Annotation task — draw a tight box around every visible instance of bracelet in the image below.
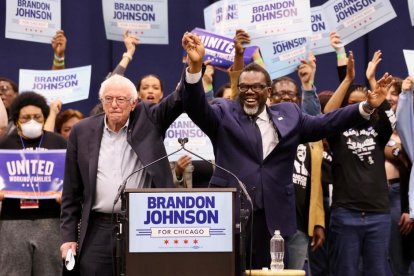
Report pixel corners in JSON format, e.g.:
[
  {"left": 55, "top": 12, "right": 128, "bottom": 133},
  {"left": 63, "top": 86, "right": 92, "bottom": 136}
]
[
  {"left": 205, "top": 83, "right": 213, "bottom": 92},
  {"left": 362, "top": 100, "right": 375, "bottom": 115},
  {"left": 53, "top": 60, "right": 65, "bottom": 67},
  {"left": 54, "top": 54, "right": 65, "bottom": 61},
  {"left": 176, "top": 174, "right": 183, "bottom": 182},
  {"left": 122, "top": 52, "right": 133, "bottom": 61},
  {"left": 254, "top": 57, "right": 264, "bottom": 65}
]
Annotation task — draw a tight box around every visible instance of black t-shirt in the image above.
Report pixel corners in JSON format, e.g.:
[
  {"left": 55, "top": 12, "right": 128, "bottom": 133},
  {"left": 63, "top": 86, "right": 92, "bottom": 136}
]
[
  {"left": 0, "top": 130, "right": 67, "bottom": 220},
  {"left": 292, "top": 143, "right": 311, "bottom": 233},
  {"left": 328, "top": 102, "right": 393, "bottom": 213}
]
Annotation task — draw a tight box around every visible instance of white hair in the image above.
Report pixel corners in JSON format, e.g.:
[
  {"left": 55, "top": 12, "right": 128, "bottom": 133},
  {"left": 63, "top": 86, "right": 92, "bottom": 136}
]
[{"left": 98, "top": 74, "right": 138, "bottom": 101}]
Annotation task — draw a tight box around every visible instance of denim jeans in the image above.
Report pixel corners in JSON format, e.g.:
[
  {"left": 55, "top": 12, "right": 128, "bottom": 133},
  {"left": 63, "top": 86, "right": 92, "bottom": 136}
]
[
  {"left": 286, "top": 229, "right": 309, "bottom": 270},
  {"left": 389, "top": 183, "right": 414, "bottom": 276},
  {"left": 328, "top": 207, "right": 390, "bottom": 276}
]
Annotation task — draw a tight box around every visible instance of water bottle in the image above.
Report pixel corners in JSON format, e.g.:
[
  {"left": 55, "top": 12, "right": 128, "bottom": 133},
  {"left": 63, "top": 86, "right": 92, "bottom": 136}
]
[{"left": 270, "top": 230, "right": 284, "bottom": 271}]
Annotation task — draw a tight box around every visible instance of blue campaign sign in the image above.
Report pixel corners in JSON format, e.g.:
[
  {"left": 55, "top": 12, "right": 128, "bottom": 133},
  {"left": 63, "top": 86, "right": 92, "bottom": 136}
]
[
  {"left": 322, "top": 0, "right": 396, "bottom": 46},
  {"left": 189, "top": 28, "right": 257, "bottom": 70},
  {"left": 255, "top": 36, "right": 309, "bottom": 79},
  {"left": 19, "top": 65, "right": 92, "bottom": 104},
  {"left": 102, "top": 0, "right": 169, "bottom": 44},
  {"left": 309, "top": 6, "right": 334, "bottom": 55},
  {"left": 0, "top": 149, "right": 66, "bottom": 199},
  {"left": 164, "top": 113, "right": 214, "bottom": 162},
  {"left": 203, "top": 0, "right": 240, "bottom": 38},
  {"left": 5, "top": 0, "right": 61, "bottom": 44},
  {"left": 128, "top": 192, "right": 233, "bottom": 253}
]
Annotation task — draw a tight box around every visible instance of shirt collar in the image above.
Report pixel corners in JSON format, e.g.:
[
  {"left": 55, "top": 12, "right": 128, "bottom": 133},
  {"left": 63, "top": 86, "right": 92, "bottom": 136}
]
[
  {"left": 103, "top": 115, "right": 129, "bottom": 134},
  {"left": 256, "top": 107, "right": 269, "bottom": 122}
]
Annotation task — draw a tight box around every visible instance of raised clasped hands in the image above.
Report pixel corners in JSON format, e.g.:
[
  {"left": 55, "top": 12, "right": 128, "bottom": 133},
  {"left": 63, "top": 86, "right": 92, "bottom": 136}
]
[{"left": 182, "top": 32, "right": 205, "bottom": 73}]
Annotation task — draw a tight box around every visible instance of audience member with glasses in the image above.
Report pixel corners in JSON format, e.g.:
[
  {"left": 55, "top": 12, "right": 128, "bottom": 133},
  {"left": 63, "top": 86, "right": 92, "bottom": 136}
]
[
  {"left": 180, "top": 31, "right": 394, "bottom": 273},
  {"left": 0, "top": 91, "right": 67, "bottom": 276}
]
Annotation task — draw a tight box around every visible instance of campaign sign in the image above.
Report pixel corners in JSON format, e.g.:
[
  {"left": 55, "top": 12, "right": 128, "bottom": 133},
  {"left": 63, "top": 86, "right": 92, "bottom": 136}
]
[
  {"left": 128, "top": 191, "right": 233, "bottom": 252},
  {"left": 19, "top": 65, "right": 92, "bottom": 104},
  {"left": 309, "top": 6, "right": 334, "bottom": 55},
  {"left": 5, "top": 0, "right": 61, "bottom": 44},
  {"left": 322, "top": 0, "right": 396, "bottom": 45},
  {"left": 189, "top": 28, "right": 257, "bottom": 70},
  {"left": 102, "top": 0, "right": 169, "bottom": 44},
  {"left": 254, "top": 36, "right": 309, "bottom": 79},
  {"left": 403, "top": 50, "right": 414, "bottom": 78},
  {"left": 203, "top": 0, "right": 240, "bottom": 38},
  {"left": 164, "top": 113, "right": 214, "bottom": 162},
  {"left": 0, "top": 149, "right": 66, "bottom": 199},
  {"left": 238, "top": 0, "right": 311, "bottom": 42}
]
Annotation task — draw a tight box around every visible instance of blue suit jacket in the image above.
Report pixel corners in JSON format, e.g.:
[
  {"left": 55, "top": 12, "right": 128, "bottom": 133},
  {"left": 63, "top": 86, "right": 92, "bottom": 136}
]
[
  {"left": 60, "top": 90, "right": 181, "bottom": 253},
  {"left": 181, "top": 78, "right": 366, "bottom": 236}
]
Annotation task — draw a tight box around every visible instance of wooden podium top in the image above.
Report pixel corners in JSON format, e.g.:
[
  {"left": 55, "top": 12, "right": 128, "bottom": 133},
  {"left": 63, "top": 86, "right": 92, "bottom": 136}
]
[{"left": 244, "top": 269, "right": 306, "bottom": 276}]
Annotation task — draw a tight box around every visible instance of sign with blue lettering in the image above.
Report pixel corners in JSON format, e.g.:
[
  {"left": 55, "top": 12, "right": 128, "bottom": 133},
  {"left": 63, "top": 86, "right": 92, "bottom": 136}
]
[
  {"left": 309, "top": 6, "right": 334, "bottom": 55},
  {"left": 0, "top": 149, "right": 66, "bottom": 199},
  {"left": 164, "top": 113, "right": 214, "bottom": 162},
  {"left": 254, "top": 36, "right": 309, "bottom": 79},
  {"left": 204, "top": 0, "right": 240, "bottom": 38},
  {"left": 128, "top": 192, "right": 233, "bottom": 252},
  {"left": 102, "top": 0, "right": 169, "bottom": 44},
  {"left": 322, "top": 0, "right": 396, "bottom": 45},
  {"left": 19, "top": 65, "right": 92, "bottom": 104},
  {"left": 188, "top": 28, "right": 258, "bottom": 70},
  {"left": 5, "top": 0, "right": 61, "bottom": 44},
  {"left": 238, "top": 0, "right": 311, "bottom": 42}
]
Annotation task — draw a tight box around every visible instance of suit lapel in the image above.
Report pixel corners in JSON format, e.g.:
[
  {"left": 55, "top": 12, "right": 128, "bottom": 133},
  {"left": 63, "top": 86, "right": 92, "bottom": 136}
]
[
  {"left": 269, "top": 108, "right": 289, "bottom": 140},
  {"left": 88, "top": 116, "right": 104, "bottom": 197}
]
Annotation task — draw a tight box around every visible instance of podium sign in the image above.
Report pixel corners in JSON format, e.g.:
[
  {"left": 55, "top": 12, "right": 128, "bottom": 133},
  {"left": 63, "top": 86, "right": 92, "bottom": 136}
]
[
  {"left": 129, "top": 191, "right": 232, "bottom": 252},
  {"left": 125, "top": 188, "right": 236, "bottom": 276}
]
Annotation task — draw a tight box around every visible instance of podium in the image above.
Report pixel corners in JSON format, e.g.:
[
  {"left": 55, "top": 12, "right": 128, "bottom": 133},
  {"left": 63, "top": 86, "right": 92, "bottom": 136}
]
[{"left": 124, "top": 188, "right": 236, "bottom": 276}]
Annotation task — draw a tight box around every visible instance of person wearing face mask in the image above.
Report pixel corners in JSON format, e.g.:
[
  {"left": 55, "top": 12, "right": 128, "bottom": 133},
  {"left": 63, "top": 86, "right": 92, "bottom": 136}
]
[{"left": 0, "top": 91, "right": 67, "bottom": 276}]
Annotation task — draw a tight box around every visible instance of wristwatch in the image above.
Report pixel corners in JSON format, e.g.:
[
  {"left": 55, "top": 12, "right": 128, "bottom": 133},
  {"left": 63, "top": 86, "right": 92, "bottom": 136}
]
[{"left": 392, "top": 147, "right": 401, "bottom": 157}]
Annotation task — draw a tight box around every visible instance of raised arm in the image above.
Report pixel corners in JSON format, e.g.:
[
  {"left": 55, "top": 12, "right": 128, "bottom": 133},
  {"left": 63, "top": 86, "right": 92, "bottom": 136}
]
[
  {"left": 298, "top": 52, "right": 320, "bottom": 115},
  {"left": 43, "top": 99, "right": 62, "bottom": 132},
  {"left": 112, "top": 30, "right": 139, "bottom": 76},
  {"left": 330, "top": 32, "right": 347, "bottom": 67},
  {"left": 396, "top": 76, "right": 414, "bottom": 163},
  {"left": 324, "top": 51, "right": 355, "bottom": 113},
  {"left": 365, "top": 50, "right": 382, "bottom": 91},
  {"left": 0, "top": 97, "right": 7, "bottom": 138},
  {"left": 51, "top": 30, "right": 67, "bottom": 70},
  {"left": 230, "top": 29, "right": 250, "bottom": 99}
]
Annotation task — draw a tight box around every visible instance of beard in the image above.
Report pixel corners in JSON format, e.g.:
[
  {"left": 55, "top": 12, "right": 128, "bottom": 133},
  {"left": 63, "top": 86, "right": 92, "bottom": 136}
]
[{"left": 243, "top": 104, "right": 259, "bottom": 116}]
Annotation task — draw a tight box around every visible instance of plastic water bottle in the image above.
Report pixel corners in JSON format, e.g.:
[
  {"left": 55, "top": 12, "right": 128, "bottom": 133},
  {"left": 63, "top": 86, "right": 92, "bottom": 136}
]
[{"left": 270, "top": 230, "right": 284, "bottom": 271}]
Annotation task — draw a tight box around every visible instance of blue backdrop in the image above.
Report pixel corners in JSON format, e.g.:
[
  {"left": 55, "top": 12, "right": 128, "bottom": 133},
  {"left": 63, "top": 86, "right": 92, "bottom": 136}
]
[{"left": 0, "top": 0, "right": 413, "bottom": 116}]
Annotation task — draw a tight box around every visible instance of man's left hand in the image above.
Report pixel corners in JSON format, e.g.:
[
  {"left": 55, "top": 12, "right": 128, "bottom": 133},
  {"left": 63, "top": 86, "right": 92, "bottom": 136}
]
[{"left": 310, "top": 226, "right": 325, "bottom": 251}]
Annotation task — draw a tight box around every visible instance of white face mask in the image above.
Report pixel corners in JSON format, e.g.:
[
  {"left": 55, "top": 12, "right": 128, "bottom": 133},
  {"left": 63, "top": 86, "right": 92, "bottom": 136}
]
[{"left": 20, "top": 119, "right": 43, "bottom": 139}]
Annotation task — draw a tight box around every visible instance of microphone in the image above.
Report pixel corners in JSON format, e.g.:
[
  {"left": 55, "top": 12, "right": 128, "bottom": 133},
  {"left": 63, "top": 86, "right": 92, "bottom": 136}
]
[
  {"left": 177, "top": 137, "right": 252, "bottom": 206},
  {"left": 177, "top": 137, "right": 254, "bottom": 274},
  {"left": 113, "top": 146, "right": 183, "bottom": 206}
]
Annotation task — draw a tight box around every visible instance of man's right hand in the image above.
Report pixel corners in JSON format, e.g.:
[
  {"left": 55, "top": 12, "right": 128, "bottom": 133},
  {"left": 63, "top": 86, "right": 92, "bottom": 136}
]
[{"left": 60, "top": 242, "right": 77, "bottom": 259}]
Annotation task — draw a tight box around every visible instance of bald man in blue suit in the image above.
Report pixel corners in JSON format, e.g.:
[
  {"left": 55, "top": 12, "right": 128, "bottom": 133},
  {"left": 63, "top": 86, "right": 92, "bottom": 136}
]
[{"left": 180, "top": 32, "right": 394, "bottom": 272}]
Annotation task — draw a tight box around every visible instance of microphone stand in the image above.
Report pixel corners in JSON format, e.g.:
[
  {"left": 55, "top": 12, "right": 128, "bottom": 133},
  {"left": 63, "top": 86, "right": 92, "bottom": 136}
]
[
  {"left": 112, "top": 146, "right": 183, "bottom": 276},
  {"left": 177, "top": 137, "right": 254, "bottom": 275}
]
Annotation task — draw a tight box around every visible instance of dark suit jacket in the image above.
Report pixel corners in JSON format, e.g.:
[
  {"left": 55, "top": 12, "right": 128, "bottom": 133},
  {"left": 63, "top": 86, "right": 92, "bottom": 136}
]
[
  {"left": 60, "top": 89, "right": 182, "bottom": 254},
  {"left": 181, "top": 79, "right": 366, "bottom": 236}
]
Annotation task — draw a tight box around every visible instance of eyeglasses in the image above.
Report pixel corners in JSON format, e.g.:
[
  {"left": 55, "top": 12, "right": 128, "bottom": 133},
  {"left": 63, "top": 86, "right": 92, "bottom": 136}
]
[
  {"left": 101, "top": 96, "right": 131, "bottom": 105},
  {"left": 238, "top": 83, "right": 268, "bottom": 93},
  {"left": 271, "top": 90, "right": 298, "bottom": 98},
  {"left": 19, "top": 114, "right": 44, "bottom": 123}
]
